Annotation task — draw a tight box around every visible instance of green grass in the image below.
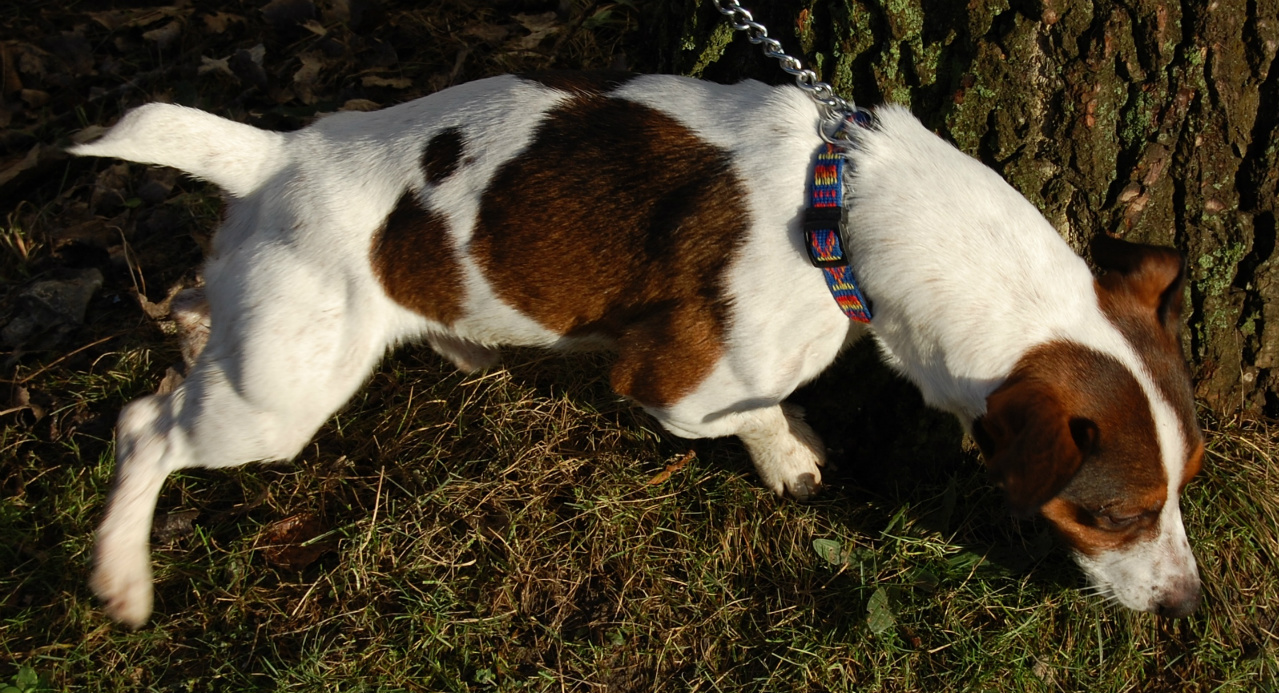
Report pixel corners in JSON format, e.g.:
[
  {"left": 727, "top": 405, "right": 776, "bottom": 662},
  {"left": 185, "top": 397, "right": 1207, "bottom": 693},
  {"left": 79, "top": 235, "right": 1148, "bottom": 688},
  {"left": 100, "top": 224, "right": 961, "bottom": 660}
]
[{"left": 1, "top": 337, "right": 1276, "bottom": 691}]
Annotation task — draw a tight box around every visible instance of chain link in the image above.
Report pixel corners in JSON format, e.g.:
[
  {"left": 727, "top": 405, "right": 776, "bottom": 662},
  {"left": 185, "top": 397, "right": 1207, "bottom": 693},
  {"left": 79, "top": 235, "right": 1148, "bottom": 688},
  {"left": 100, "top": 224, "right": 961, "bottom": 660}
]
[{"left": 710, "top": 0, "right": 857, "bottom": 124}]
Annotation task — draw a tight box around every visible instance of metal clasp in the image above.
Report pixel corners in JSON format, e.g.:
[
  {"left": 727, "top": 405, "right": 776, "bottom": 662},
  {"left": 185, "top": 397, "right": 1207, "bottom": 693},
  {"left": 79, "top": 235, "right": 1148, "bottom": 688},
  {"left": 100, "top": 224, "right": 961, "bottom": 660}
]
[{"left": 802, "top": 207, "right": 847, "bottom": 267}]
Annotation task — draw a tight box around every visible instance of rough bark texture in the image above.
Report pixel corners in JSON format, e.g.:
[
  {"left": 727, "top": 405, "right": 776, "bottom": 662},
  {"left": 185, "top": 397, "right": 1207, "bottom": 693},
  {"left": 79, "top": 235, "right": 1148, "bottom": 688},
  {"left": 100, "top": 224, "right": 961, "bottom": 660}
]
[{"left": 654, "top": 0, "right": 1279, "bottom": 418}]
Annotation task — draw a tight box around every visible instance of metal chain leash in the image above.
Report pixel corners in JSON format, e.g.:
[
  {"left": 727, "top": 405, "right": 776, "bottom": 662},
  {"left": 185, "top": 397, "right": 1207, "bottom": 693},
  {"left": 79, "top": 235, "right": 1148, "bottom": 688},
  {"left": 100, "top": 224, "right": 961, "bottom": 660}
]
[{"left": 710, "top": 0, "right": 859, "bottom": 133}]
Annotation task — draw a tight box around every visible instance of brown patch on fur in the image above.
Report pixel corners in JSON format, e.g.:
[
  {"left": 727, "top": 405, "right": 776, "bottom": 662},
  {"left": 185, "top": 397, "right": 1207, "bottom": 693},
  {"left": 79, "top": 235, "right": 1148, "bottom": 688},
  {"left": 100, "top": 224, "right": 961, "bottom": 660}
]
[
  {"left": 422, "top": 128, "right": 465, "bottom": 185},
  {"left": 1092, "top": 235, "right": 1203, "bottom": 483},
  {"left": 1041, "top": 493, "right": 1162, "bottom": 556},
  {"left": 1181, "top": 441, "right": 1204, "bottom": 490},
  {"left": 518, "top": 70, "right": 637, "bottom": 95},
  {"left": 370, "top": 193, "right": 465, "bottom": 325},
  {"left": 470, "top": 96, "right": 746, "bottom": 406},
  {"left": 974, "top": 341, "right": 1167, "bottom": 531}
]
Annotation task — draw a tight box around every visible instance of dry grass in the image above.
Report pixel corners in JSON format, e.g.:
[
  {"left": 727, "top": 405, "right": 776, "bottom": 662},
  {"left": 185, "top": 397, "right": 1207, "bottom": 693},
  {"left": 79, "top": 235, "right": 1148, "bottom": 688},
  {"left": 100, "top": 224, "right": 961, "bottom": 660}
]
[{"left": 2, "top": 338, "right": 1277, "bottom": 691}]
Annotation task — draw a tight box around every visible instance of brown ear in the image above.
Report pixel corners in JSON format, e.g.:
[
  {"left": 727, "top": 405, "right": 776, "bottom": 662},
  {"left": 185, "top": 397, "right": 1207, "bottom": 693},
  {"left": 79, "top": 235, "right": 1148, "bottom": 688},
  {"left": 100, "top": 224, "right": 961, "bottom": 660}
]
[
  {"left": 973, "top": 378, "right": 1093, "bottom": 517},
  {"left": 1090, "top": 235, "right": 1187, "bottom": 329}
]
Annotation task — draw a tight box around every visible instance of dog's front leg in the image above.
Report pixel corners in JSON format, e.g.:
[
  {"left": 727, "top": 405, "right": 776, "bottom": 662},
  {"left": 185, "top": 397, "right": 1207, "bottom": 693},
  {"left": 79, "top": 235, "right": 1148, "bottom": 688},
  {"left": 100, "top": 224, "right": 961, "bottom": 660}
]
[
  {"left": 651, "top": 401, "right": 826, "bottom": 500},
  {"left": 732, "top": 404, "right": 826, "bottom": 500}
]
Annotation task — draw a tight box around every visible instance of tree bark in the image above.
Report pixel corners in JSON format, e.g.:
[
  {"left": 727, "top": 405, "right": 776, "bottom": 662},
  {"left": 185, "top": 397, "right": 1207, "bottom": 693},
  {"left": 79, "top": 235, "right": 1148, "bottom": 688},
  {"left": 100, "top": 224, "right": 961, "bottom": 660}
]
[{"left": 653, "top": 0, "right": 1279, "bottom": 418}]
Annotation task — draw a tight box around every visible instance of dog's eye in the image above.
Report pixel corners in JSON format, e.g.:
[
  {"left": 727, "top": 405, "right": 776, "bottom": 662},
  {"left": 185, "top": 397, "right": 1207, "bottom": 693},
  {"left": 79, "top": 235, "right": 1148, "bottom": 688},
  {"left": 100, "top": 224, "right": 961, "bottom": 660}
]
[{"left": 1092, "top": 508, "right": 1153, "bottom": 531}]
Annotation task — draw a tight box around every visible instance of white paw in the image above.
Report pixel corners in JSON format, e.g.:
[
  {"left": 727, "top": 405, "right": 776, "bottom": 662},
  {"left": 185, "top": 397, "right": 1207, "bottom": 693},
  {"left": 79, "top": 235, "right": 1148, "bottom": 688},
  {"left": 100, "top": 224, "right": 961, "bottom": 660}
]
[
  {"left": 90, "top": 541, "right": 154, "bottom": 629},
  {"left": 745, "top": 405, "right": 827, "bottom": 501},
  {"left": 754, "top": 441, "right": 824, "bottom": 500}
]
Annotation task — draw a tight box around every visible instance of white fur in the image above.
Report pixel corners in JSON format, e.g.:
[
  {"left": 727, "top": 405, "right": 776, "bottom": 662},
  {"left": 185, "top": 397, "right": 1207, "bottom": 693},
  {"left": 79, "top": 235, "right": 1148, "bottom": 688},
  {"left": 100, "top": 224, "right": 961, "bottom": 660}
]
[{"left": 72, "top": 74, "right": 1196, "bottom": 626}]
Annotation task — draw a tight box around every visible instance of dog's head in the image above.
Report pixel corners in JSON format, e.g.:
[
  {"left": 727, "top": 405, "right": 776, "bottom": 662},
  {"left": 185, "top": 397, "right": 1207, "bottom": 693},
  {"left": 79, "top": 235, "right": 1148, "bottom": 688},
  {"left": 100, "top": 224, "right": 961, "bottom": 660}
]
[{"left": 972, "top": 236, "right": 1203, "bottom": 617}]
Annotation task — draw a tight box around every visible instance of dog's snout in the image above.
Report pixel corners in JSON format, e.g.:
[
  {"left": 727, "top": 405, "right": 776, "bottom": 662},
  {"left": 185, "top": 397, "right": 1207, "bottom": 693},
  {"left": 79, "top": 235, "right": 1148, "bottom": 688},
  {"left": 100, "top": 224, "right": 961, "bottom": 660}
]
[{"left": 1156, "top": 580, "right": 1201, "bottom": 619}]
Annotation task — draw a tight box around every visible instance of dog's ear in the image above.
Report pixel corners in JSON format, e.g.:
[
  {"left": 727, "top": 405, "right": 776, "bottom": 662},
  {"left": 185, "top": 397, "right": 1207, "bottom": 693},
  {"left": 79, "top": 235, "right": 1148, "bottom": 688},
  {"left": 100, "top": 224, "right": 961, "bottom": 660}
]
[
  {"left": 973, "top": 377, "right": 1092, "bottom": 517},
  {"left": 1090, "top": 235, "right": 1187, "bottom": 330}
]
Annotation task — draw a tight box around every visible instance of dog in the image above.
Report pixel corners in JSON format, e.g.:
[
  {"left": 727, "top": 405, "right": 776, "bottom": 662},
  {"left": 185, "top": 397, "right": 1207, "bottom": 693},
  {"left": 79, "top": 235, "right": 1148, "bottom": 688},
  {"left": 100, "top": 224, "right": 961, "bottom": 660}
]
[{"left": 70, "top": 71, "right": 1204, "bottom": 627}]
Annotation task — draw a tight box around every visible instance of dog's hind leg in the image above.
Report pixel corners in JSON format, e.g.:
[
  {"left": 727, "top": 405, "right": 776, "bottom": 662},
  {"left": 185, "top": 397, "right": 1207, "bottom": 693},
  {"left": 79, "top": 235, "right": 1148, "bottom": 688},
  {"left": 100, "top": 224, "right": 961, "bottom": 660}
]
[
  {"left": 91, "top": 393, "right": 187, "bottom": 628},
  {"left": 92, "top": 258, "right": 394, "bottom": 627}
]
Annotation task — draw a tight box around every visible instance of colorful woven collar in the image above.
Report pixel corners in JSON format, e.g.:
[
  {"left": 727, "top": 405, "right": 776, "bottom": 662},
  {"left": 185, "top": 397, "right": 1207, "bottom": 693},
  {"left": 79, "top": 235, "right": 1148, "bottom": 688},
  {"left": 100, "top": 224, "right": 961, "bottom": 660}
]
[{"left": 804, "top": 139, "right": 872, "bottom": 323}]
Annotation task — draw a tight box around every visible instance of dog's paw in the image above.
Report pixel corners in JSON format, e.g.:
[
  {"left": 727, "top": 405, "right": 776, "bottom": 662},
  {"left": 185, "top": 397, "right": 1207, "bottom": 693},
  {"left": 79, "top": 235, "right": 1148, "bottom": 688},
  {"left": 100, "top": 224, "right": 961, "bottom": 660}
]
[
  {"left": 736, "top": 404, "right": 827, "bottom": 500},
  {"left": 755, "top": 448, "right": 824, "bottom": 501},
  {"left": 753, "top": 453, "right": 823, "bottom": 500},
  {"left": 750, "top": 406, "right": 826, "bottom": 501},
  {"left": 90, "top": 544, "right": 154, "bottom": 629}
]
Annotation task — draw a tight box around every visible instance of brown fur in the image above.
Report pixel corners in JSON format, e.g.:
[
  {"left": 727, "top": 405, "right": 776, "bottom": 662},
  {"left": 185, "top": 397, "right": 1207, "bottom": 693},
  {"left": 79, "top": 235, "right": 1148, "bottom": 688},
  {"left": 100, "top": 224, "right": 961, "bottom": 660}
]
[
  {"left": 974, "top": 341, "right": 1167, "bottom": 536},
  {"left": 369, "top": 194, "right": 466, "bottom": 325},
  {"left": 422, "top": 128, "right": 465, "bottom": 185},
  {"left": 1092, "top": 235, "right": 1203, "bottom": 488},
  {"left": 468, "top": 96, "right": 748, "bottom": 406},
  {"left": 1040, "top": 491, "right": 1163, "bottom": 556}
]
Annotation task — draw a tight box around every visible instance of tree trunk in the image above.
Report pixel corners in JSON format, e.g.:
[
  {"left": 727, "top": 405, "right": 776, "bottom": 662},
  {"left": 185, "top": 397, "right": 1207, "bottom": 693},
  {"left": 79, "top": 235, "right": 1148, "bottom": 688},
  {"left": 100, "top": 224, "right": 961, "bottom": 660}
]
[{"left": 652, "top": 0, "right": 1279, "bottom": 418}]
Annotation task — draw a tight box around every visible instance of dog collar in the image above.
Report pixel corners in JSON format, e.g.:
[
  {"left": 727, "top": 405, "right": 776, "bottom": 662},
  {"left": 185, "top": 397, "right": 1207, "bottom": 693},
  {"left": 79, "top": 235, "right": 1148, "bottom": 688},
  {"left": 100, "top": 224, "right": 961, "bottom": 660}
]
[{"left": 804, "top": 140, "right": 872, "bottom": 323}]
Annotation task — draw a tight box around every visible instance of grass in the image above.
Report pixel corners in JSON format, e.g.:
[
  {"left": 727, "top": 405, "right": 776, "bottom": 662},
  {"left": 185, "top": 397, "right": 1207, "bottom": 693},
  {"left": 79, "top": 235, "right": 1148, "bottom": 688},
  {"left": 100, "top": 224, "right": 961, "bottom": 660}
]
[
  {"left": 1, "top": 335, "right": 1277, "bottom": 691},
  {"left": 1, "top": 1, "right": 1277, "bottom": 690}
]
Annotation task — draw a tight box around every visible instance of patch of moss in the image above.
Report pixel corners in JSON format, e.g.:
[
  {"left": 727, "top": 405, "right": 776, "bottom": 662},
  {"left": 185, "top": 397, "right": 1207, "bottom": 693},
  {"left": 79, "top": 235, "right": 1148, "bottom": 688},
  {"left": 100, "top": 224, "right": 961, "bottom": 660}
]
[
  {"left": 1194, "top": 242, "right": 1249, "bottom": 347},
  {"left": 1120, "top": 87, "right": 1156, "bottom": 149},
  {"left": 686, "top": 22, "right": 736, "bottom": 78}
]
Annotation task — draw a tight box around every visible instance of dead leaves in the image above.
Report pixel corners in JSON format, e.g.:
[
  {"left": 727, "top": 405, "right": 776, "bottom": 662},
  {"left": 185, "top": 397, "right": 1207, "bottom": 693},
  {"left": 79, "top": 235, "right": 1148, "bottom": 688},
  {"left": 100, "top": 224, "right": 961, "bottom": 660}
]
[
  {"left": 647, "top": 451, "right": 696, "bottom": 486},
  {"left": 150, "top": 508, "right": 338, "bottom": 572},
  {"left": 0, "top": 268, "right": 103, "bottom": 351},
  {"left": 0, "top": 144, "right": 64, "bottom": 190},
  {"left": 257, "top": 513, "right": 338, "bottom": 571}
]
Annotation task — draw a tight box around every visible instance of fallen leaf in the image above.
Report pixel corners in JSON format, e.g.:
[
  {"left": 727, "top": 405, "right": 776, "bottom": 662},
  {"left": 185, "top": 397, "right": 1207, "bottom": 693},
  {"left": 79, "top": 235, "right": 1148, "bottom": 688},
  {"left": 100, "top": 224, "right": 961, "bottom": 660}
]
[
  {"left": 511, "top": 12, "right": 560, "bottom": 50},
  {"left": 155, "top": 366, "right": 185, "bottom": 395},
  {"left": 301, "top": 19, "right": 328, "bottom": 37},
  {"left": 339, "top": 98, "right": 381, "bottom": 111},
  {"left": 362, "top": 75, "right": 412, "bottom": 89},
  {"left": 258, "top": 513, "right": 336, "bottom": 570},
  {"left": 293, "top": 51, "right": 326, "bottom": 104},
  {"left": 0, "top": 144, "right": 65, "bottom": 191},
  {"left": 866, "top": 587, "right": 895, "bottom": 634},
  {"left": 142, "top": 21, "right": 183, "bottom": 50},
  {"left": 88, "top": 7, "right": 183, "bottom": 31},
  {"left": 71, "top": 124, "right": 107, "bottom": 145},
  {"left": 20, "top": 89, "right": 48, "bottom": 108},
  {"left": 647, "top": 450, "right": 695, "bottom": 486},
  {"left": 152, "top": 510, "right": 199, "bottom": 544},
  {"left": 198, "top": 55, "right": 233, "bottom": 78},
  {"left": 51, "top": 218, "right": 114, "bottom": 251},
  {"left": 464, "top": 23, "right": 511, "bottom": 44},
  {"left": 812, "top": 538, "right": 846, "bottom": 565},
  {"left": 203, "top": 11, "right": 246, "bottom": 34},
  {"left": 1, "top": 41, "right": 22, "bottom": 95},
  {"left": 2, "top": 385, "right": 45, "bottom": 423}
]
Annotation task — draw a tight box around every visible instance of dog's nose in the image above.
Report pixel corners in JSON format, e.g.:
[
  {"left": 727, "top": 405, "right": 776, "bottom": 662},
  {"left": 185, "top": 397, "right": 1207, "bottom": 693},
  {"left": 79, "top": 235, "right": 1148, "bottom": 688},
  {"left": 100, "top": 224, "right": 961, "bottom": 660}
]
[{"left": 1156, "top": 581, "right": 1201, "bottom": 619}]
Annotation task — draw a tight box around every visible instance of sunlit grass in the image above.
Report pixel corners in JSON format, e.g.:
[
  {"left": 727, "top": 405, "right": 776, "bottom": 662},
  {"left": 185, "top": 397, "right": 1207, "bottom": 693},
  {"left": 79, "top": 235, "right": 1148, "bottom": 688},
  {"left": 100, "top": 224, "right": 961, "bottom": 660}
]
[{"left": 2, "top": 334, "right": 1276, "bottom": 691}]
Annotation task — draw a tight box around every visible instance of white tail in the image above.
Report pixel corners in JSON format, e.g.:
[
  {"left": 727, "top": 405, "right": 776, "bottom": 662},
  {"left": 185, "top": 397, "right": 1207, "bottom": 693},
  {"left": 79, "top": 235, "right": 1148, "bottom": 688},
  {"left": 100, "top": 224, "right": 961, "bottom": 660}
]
[{"left": 69, "top": 103, "right": 287, "bottom": 198}]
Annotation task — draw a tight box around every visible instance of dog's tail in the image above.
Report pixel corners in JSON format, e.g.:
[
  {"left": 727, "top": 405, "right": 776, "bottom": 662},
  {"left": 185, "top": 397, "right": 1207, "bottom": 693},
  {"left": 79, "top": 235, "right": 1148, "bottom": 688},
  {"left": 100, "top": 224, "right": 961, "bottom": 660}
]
[{"left": 69, "top": 103, "right": 287, "bottom": 198}]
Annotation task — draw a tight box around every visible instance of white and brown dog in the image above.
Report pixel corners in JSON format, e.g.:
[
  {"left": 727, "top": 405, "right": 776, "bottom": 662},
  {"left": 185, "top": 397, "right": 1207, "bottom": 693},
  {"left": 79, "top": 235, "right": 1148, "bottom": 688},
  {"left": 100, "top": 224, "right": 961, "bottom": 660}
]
[{"left": 71, "top": 72, "right": 1203, "bottom": 627}]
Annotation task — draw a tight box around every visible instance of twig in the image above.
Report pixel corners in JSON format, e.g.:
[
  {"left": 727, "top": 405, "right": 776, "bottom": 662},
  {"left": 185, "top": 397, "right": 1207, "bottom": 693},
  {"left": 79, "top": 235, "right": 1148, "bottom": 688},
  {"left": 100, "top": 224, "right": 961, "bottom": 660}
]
[{"left": 13, "top": 334, "right": 118, "bottom": 384}]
